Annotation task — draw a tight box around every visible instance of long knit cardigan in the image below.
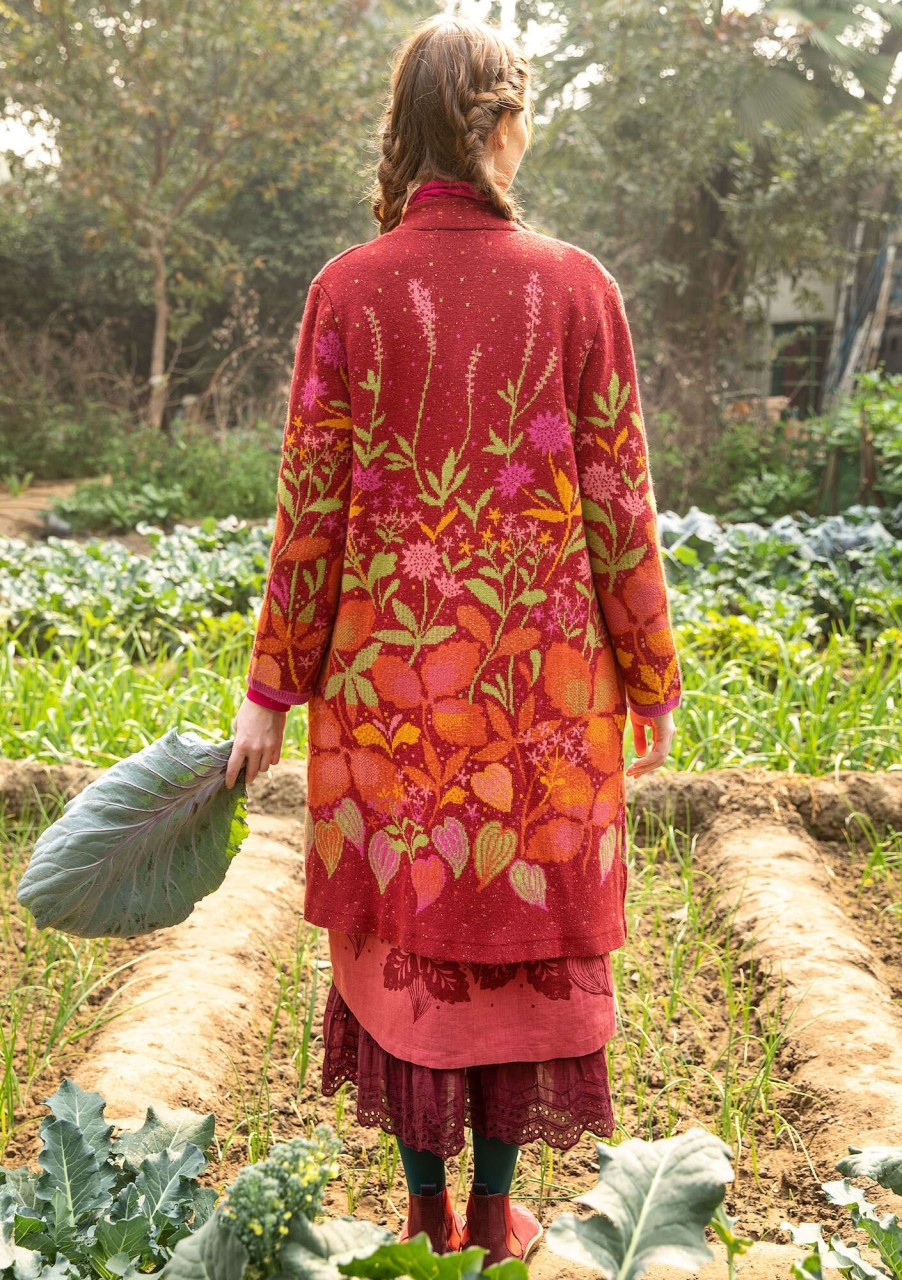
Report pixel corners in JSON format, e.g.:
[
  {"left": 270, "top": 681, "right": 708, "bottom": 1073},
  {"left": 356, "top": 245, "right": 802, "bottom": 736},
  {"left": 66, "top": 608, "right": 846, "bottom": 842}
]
[{"left": 245, "top": 186, "right": 683, "bottom": 964}]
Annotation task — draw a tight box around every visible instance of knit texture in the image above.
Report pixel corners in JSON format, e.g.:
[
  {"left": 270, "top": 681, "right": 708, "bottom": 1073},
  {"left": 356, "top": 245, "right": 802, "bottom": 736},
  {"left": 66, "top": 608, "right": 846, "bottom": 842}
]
[{"left": 247, "top": 186, "right": 682, "bottom": 963}]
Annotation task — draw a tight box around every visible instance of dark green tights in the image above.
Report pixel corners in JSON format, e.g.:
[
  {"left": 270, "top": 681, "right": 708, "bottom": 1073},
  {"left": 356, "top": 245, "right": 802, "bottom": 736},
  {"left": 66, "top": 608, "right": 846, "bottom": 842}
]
[{"left": 396, "top": 1131, "right": 519, "bottom": 1195}]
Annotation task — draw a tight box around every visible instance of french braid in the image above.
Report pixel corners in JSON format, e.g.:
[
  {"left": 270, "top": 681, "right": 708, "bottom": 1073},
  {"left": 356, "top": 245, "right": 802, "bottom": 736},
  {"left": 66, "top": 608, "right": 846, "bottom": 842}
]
[{"left": 368, "top": 15, "right": 533, "bottom": 235}]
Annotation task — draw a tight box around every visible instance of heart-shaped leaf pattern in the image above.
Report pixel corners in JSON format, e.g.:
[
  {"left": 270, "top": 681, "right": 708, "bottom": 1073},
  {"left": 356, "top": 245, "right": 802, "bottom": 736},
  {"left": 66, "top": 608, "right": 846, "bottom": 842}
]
[
  {"left": 315, "top": 819, "right": 344, "bottom": 878},
  {"left": 411, "top": 854, "right": 447, "bottom": 912},
  {"left": 508, "top": 858, "right": 547, "bottom": 908},
  {"left": 431, "top": 816, "right": 469, "bottom": 878},
  {"left": 474, "top": 821, "right": 517, "bottom": 890},
  {"left": 368, "top": 831, "right": 401, "bottom": 895},
  {"left": 471, "top": 762, "right": 514, "bottom": 812},
  {"left": 334, "top": 797, "right": 364, "bottom": 851},
  {"left": 599, "top": 822, "right": 617, "bottom": 882}
]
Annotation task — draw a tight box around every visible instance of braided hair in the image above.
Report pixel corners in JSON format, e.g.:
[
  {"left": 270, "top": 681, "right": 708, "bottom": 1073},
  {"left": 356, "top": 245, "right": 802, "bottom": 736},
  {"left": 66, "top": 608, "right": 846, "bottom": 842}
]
[{"left": 369, "top": 15, "right": 533, "bottom": 235}]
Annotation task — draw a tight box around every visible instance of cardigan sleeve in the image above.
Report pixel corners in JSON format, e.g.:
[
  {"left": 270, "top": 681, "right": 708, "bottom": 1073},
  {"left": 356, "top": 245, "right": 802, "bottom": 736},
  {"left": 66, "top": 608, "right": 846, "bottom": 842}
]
[
  {"left": 575, "top": 278, "right": 682, "bottom": 719},
  {"left": 246, "top": 279, "right": 352, "bottom": 709}
]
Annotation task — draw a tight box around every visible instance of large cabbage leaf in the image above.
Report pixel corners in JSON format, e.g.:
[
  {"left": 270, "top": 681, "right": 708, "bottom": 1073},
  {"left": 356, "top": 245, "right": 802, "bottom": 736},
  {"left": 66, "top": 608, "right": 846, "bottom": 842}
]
[{"left": 17, "top": 729, "right": 248, "bottom": 938}]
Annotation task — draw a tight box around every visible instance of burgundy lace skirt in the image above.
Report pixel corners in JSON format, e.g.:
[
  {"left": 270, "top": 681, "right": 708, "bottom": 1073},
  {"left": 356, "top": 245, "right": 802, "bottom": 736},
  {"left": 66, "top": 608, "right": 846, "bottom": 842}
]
[{"left": 320, "top": 983, "right": 616, "bottom": 1159}]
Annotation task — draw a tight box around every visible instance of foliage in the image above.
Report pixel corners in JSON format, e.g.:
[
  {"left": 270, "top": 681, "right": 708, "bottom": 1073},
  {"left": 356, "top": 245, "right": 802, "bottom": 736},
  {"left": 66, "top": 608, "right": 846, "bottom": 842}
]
[
  {"left": 660, "top": 503, "right": 902, "bottom": 642},
  {"left": 16, "top": 729, "right": 249, "bottom": 938},
  {"left": 0, "top": 518, "right": 274, "bottom": 657},
  {"left": 525, "top": 0, "right": 902, "bottom": 432},
  {"left": 809, "top": 368, "right": 902, "bottom": 506},
  {"left": 0, "top": 1078, "right": 218, "bottom": 1278},
  {"left": 783, "top": 1143, "right": 902, "bottom": 1278},
  {"left": 545, "top": 1126, "right": 734, "bottom": 1279},
  {"left": 50, "top": 420, "right": 282, "bottom": 532}
]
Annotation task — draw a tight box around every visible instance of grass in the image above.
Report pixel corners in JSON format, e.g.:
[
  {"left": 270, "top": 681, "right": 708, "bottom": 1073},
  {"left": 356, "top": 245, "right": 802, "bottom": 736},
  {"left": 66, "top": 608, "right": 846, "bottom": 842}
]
[
  {"left": 2, "top": 616, "right": 900, "bottom": 773},
  {"left": 0, "top": 801, "right": 147, "bottom": 1159}
]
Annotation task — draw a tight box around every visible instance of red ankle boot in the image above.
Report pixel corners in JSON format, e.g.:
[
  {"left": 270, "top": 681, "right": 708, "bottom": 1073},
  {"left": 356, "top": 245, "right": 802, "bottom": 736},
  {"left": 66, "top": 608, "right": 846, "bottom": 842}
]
[
  {"left": 399, "top": 1182, "right": 465, "bottom": 1254},
  {"left": 459, "top": 1182, "right": 544, "bottom": 1268}
]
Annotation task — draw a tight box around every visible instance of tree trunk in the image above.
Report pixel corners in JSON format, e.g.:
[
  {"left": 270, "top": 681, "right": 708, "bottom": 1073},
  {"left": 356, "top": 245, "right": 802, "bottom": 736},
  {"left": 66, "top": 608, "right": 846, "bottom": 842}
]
[{"left": 147, "top": 237, "right": 169, "bottom": 430}]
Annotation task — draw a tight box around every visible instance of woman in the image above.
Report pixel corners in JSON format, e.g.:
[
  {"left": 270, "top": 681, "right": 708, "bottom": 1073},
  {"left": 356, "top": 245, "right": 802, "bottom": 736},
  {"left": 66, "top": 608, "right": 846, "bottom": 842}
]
[{"left": 226, "top": 13, "right": 682, "bottom": 1269}]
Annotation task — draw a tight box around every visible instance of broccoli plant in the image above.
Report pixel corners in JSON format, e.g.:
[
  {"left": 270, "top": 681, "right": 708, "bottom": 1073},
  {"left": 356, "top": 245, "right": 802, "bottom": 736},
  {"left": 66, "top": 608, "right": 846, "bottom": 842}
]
[{"left": 783, "top": 1144, "right": 902, "bottom": 1279}]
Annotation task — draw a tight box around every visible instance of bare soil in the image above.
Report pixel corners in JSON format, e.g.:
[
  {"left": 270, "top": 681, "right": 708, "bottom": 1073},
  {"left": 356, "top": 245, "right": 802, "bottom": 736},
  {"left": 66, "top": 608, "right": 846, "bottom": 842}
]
[{"left": 3, "top": 761, "right": 901, "bottom": 1279}]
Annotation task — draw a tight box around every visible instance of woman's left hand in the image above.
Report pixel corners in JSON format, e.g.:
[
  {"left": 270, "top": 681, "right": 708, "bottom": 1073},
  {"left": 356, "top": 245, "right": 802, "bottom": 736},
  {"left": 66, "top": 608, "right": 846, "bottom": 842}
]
[{"left": 626, "top": 708, "right": 675, "bottom": 778}]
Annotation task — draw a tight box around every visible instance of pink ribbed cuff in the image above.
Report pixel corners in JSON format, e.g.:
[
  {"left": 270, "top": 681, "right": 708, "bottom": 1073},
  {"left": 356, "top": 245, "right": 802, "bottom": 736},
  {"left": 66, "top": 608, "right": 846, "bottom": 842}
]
[
  {"left": 246, "top": 681, "right": 297, "bottom": 712},
  {"left": 628, "top": 692, "right": 681, "bottom": 719}
]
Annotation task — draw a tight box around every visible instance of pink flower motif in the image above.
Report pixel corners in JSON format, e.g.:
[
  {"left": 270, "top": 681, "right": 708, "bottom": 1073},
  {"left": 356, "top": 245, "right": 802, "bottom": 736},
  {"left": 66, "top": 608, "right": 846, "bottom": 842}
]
[
  {"left": 527, "top": 411, "right": 570, "bottom": 454},
  {"left": 435, "top": 572, "right": 463, "bottom": 598},
  {"left": 301, "top": 372, "right": 328, "bottom": 412},
  {"left": 582, "top": 461, "right": 619, "bottom": 504},
  {"left": 354, "top": 462, "right": 384, "bottom": 492},
  {"left": 495, "top": 460, "right": 534, "bottom": 499},
  {"left": 525, "top": 271, "right": 542, "bottom": 327},
  {"left": 409, "top": 279, "right": 436, "bottom": 338},
  {"left": 316, "top": 330, "right": 346, "bottom": 369},
  {"left": 619, "top": 488, "right": 648, "bottom": 517},
  {"left": 401, "top": 540, "right": 442, "bottom": 578}
]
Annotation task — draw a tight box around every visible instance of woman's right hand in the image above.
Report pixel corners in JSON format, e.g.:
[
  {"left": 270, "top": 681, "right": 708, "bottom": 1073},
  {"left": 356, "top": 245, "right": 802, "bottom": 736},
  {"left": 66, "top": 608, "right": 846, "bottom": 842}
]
[
  {"left": 226, "top": 699, "right": 287, "bottom": 789},
  {"left": 626, "top": 708, "right": 675, "bottom": 778}
]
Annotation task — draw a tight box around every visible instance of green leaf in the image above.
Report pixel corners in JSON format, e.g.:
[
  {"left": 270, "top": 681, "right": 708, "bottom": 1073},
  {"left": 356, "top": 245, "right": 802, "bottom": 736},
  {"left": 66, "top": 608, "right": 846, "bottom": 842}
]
[
  {"left": 610, "top": 545, "right": 648, "bottom": 575},
  {"left": 337, "top": 1232, "right": 494, "bottom": 1277},
  {"left": 517, "top": 589, "right": 546, "bottom": 608},
  {"left": 545, "top": 1127, "right": 734, "bottom": 1280},
  {"left": 136, "top": 1144, "right": 207, "bottom": 1229},
  {"left": 17, "top": 730, "right": 249, "bottom": 939},
  {"left": 837, "top": 1147, "right": 902, "bottom": 1196},
  {"left": 373, "top": 629, "right": 417, "bottom": 646},
  {"left": 367, "top": 553, "right": 396, "bottom": 587},
  {"left": 354, "top": 675, "right": 378, "bottom": 708},
  {"left": 112, "top": 1103, "right": 214, "bottom": 1176},
  {"left": 43, "top": 1081, "right": 114, "bottom": 1169},
  {"left": 93, "top": 1212, "right": 154, "bottom": 1265},
  {"left": 351, "top": 642, "right": 381, "bottom": 674},
  {"left": 420, "top": 626, "right": 456, "bottom": 646},
  {"left": 35, "top": 1118, "right": 112, "bottom": 1224},
  {"left": 464, "top": 578, "right": 503, "bottom": 614},
  {"left": 391, "top": 599, "right": 419, "bottom": 633},
  {"left": 277, "top": 1213, "right": 393, "bottom": 1277},
  {"left": 162, "top": 1207, "right": 249, "bottom": 1280},
  {"left": 277, "top": 477, "right": 297, "bottom": 520}
]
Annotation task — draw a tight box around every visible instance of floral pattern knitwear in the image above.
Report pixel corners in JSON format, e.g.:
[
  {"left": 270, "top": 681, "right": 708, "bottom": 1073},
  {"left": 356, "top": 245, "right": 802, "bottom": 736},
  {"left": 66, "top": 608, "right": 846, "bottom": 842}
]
[{"left": 247, "top": 187, "right": 683, "bottom": 965}]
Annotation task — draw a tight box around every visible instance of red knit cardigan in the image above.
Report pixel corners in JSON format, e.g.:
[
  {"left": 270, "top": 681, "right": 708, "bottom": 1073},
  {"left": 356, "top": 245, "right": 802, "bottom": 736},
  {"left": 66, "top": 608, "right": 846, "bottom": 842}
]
[{"left": 246, "top": 183, "right": 682, "bottom": 964}]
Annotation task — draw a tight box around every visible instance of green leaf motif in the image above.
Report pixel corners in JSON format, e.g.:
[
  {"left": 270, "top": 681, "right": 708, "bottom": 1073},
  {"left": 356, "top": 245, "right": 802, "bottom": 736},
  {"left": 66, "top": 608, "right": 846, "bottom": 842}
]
[
  {"left": 277, "top": 477, "right": 296, "bottom": 520},
  {"left": 17, "top": 730, "right": 249, "bottom": 939},
  {"left": 545, "top": 1127, "right": 734, "bottom": 1280},
  {"left": 391, "top": 599, "right": 419, "bottom": 633},
  {"left": 367, "top": 553, "right": 396, "bottom": 587},
  {"left": 464, "top": 577, "right": 503, "bottom": 615}
]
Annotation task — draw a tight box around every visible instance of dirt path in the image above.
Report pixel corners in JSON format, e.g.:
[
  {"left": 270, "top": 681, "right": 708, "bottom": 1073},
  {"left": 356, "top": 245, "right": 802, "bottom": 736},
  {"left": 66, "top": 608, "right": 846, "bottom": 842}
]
[
  {"left": 70, "top": 811, "right": 308, "bottom": 1132},
  {"left": 0, "top": 479, "right": 83, "bottom": 539}
]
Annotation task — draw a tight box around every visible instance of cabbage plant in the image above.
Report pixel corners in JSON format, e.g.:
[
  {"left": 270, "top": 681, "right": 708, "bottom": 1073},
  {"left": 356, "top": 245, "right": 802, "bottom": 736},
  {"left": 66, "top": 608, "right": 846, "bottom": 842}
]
[
  {"left": 16, "top": 729, "right": 248, "bottom": 938},
  {"left": 544, "top": 1125, "right": 735, "bottom": 1280}
]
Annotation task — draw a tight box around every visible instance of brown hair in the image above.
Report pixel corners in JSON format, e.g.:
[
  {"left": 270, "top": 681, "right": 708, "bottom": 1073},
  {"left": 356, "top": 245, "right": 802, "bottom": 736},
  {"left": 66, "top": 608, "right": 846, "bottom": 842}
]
[{"left": 370, "top": 14, "right": 533, "bottom": 235}]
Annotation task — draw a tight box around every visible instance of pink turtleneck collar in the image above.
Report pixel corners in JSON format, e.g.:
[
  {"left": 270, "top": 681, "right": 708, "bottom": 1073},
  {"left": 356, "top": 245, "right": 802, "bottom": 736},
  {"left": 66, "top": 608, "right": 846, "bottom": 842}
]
[{"left": 407, "top": 179, "right": 492, "bottom": 208}]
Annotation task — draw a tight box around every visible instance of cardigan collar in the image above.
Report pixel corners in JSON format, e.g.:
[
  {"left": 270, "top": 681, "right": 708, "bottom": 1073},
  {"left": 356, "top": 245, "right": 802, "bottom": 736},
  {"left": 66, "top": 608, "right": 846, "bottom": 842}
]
[{"left": 398, "top": 184, "right": 519, "bottom": 233}]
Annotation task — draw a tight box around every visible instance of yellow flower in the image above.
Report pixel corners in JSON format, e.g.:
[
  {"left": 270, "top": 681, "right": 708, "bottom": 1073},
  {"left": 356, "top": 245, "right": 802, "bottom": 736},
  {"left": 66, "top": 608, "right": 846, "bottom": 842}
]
[
  {"left": 488, "top": 507, "right": 502, "bottom": 523},
  {"left": 458, "top": 538, "right": 473, "bottom": 556},
  {"left": 480, "top": 528, "right": 494, "bottom": 545},
  {"left": 499, "top": 538, "right": 511, "bottom": 552},
  {"left": 538, "top": 531, "right": 552, "bottom": 545}
]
